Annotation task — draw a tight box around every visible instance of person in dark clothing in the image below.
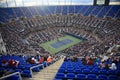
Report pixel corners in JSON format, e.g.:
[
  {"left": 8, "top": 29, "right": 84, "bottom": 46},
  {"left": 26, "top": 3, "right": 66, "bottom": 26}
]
[
  {"left": 64, "top": 57, "right": 68, "bottom": 62},
  {"left": 82, "top": 58, "right": 87, "bottom": 65},
  {"left": 87, "top": 58, "right": 94, "bottom": 65},
  {"left": 72, "top": 55, "right": 78, "bottom": 62},
  {"left": 44, "top": 55, "right": 48, "bottom": 61}
]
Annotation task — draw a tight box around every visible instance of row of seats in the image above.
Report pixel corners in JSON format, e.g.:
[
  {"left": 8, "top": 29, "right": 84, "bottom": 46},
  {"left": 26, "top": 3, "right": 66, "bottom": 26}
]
[
  {"left": 2, "top": 75, "right": 21, "bottom": 80},
  {"left": 55, "top": 59, "right": 120, "bottom": 80},
  {"left": 55, "top": 73, "right": 119, "bottom": 80},
  {"left": 58, "top": 67, "right": 120, "bottom": 75},
  {"left": 0, "top": 5, "right": 120, "bottom": 22},
  {"left": 0, "top": 63, "right": 44, "bottom": 78},
  {"left": 0, "top": 55, "right": 59, "bottom": 80}
]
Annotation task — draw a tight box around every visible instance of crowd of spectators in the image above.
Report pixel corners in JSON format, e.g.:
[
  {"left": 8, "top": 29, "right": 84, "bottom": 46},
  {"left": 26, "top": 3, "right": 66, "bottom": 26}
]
[
  {"left": 0, "top": 13, "right": 120, "bottom": 80},
  {"left": 0, "top": 14, "right": 120, "bottom": 62},
  {"left": 63, "top": 54, "right": 120, "bottom": 71},
  {"left": 0, "top": 53, "right": 60, "bottom": 67}
]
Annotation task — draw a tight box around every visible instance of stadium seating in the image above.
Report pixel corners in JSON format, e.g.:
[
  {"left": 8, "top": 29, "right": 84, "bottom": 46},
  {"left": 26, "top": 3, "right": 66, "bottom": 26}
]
[
  {"left": 21, "top": 70, "right": 32, "bottom": 77},
  {"left": 98, "top": 74, "right": 108, "bottom": 80},
  {"left": 66, "top": 73, "right": 75, "bottom": 79},
  {"left": 0, "top": 2, "right": 120, "bottom": 80},
  {"left": 87, "top": 74, "right": 97, "bottom": 79},
  {"left": 108, "top": 75, "right": 119, "bottom": 80},
  {"left": 0, "top": 54, "right": 59, "bottom": 80},
  {"left": 54, "top": 59, "right": 120, "bottom": 80},
  {"left": 5, "top": 75, "right": 20, "bottom": 80},
  {"left": 76, "top": 74, "right": 86, "bottom": 79},
  {"left": 0, "top": 5, "right": 120, "bottom": 22},
  {"left": 55, "top": 73, "right": 65, "bottom": 79}
]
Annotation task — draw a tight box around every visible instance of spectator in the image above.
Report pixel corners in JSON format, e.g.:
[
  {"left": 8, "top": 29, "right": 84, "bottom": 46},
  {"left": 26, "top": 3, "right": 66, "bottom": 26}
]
[
  {"left": 8, "top": 59, "right": 14, "bottom": 67},
  {"left": 87, "top": 58, "right": 94, "bottom": 65},
  {"left": 47, "top": 56, "right": 52, "bottom": 64},
  {"left": 30, "top": 57, "right": 35, "bottom": 64},
  {"left": 1, "top": 59, "right": 8, "bottom": 67},
  {"left": 99, "top": 61, "right": 106, "bottom": 69},
  {"left": 109, "top": 63, "right": 117, "bottom": 70},
  {"left": 13, "top": 60, "right": 19, "bottom": 67},
  {"left": 64, "top": 56, "right": 68, "bottom": 62},
  {"left": 72, "top": 55, "right": 78, "bottom": 62},
  {"left": 39, "top": 56, "right": 44, "bottom": 63}
]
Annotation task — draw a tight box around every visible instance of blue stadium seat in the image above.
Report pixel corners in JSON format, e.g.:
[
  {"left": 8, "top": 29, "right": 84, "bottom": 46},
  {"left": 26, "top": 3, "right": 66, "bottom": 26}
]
[
  {"left": 58, "top": 68, "right": 66, "bottom": 73},
  {"left": 25, "top": 65, "right": 31, "bottom": 69},
  {"left": 99, "top": 69, "right": 108, "bottom": 74},
  {"left": 15, "top": 69, "right": 23, "bottom": 74},
  {"left": 67, "top": 68, "right": 74, "bottom": 73},
  {"left": 55, "top": 73, "right": 65, "bottom": 79},
  {"left": 32, "top": 67, "right": 40, "bottom": 72},
  {"left": 21, "top": 70, "right": 32, "bottom": 77},
  {"left": 108, "top": 75, "right": 119, "bottom": 80},
  {"left": 91, "top": 69, "right": 99, "bottom": 74},
  {"left": 75, "top": 69, "right": 82, "bottom": 74},
  {"left": 116, "top": 70, "right": 120, "bottom": 75},
  {"left": 87, "top": 66, "right": 94, "bottom": 70},
  {"left": 42, "top": 62, "right": 48, "bottom": 67},
  {"left": 17, "top": 65, "right": 25, "bottom": 69},
  {"left": 5, "top": 75, "right": 20, "bottom": 80},
  {"left": 98, "top": 74, "right": 108, "bottom": 80},
  {"left": 87, "top": 74, "right": 97, "bottom": 79},
  {"left": 66, "top": 73, "right": 75, "bottom": 79},
  {"left": 107, "top": 70, "right": 116, "bottom": 75},
  {"left": 76, "top": 74, "right": 86, "bottom": 79},
  {"left": 82, "top": 69, "right": 91, "bottom": 74}
]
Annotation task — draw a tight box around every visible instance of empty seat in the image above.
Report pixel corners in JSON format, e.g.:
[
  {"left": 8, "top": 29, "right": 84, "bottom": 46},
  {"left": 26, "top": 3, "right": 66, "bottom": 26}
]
[
  {"left": 67, "top": 68, "right": 74, "bottom": 73},
  {"left": 107, "top": 70, "right": 116, "bottom": 75},
  {"left": 55, "top": 73, "right": 65, "bottom": 79},
  {"left": 58, "top": 68, "right": 66, "bottom": 73},
  {"left": 88, "top": 66, "right": 94, "bottom": 70},
  {"left": 5, "top": 75, "right": 20, "bottom": 80},
  {"left": 76, "top": 74, "right": 86, "bottom": 79},
  {"left": 99, "top": 69, "right": 107, "bottom": 74},
  {"left": 116, "top": 70, "right": 120, "bottom": 75},
  {"left": 66, "top": 73, "right": 75, "bottom": 79},
  {"left": 25, "top": 65, "right": 31, "bottom": 69},
  {"left": 42, "top": 62, "right": 47, "bottom": 67},
  {"left": 98, "top": 74, "right": 108, "bottom": 80},
  {"left": 32, "top": 67, "right": 40, "bottom": 72},
  {"left": 17, "top": 65, "right": 25, "bottom": 69},
  {"left": 82, "top": 69, "right": 91, "bottom": 74},
  {"left": 21, "top": 70, "right": 32, "bottom": 77},
  {"left": 15, "top": 69, "right": 23, "bottom": 74},
  {"left": 108, "top": 75, "right": 119, "bottom": 80},
  {"left": 74, "top": 66, "right": 80, "bottom": 69},
  {"left": 91, "top": 69, "right": 99, "bottom": 74},
  {"left": 75, "top": 69, "right": 82, "bottom": 74},
  {"left": 87, "top": 74, "right": 97, "bottom": 79}
]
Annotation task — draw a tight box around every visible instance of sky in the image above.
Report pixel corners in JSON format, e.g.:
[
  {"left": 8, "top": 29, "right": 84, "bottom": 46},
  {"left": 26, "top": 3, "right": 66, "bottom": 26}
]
[{"left": 0, "top": 0, "right": 120, "bottom": 7}]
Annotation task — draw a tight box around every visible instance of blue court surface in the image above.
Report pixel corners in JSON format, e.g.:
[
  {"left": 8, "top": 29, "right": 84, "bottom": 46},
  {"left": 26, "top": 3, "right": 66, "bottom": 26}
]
[
  {"left": 40, "top": 35, "right": 82, "bottom": 54},
  {"left": 50, "top": 39, "right": 73, "bottom": 49}
]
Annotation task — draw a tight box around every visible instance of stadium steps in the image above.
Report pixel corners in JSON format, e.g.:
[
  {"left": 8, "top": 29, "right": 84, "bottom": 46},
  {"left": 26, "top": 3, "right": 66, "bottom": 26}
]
[{"left": 23, "top": 58, "right": 64, "bottom": 80}]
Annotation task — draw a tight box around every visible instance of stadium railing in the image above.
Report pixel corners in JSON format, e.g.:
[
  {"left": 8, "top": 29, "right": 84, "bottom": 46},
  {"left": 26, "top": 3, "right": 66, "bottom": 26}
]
[
  {"left": 0, "top": 72, "right": 22, "bottom": 80},
  {"left": 30, "top": 64, "right": 44, "bottom": 77}
]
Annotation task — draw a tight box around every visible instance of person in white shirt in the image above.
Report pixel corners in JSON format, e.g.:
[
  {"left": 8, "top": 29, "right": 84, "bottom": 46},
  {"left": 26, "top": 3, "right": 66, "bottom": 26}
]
[{"left": 109, "top": 63, "right": 117, "bottom": 70}]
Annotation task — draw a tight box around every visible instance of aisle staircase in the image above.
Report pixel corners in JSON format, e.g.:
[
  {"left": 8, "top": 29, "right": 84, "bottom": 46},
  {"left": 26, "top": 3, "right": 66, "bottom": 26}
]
[{"left": 23, "top": 58, "right": 64, "bottom": 80}]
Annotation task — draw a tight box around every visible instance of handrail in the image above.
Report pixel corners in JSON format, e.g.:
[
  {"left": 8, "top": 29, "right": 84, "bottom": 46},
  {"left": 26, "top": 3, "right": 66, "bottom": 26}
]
[
  {"left": 0, "top": 72, "right": 22, "bottom": 80},
  {"left": 30, "top": 64, "right": 44, "bottom": 77},
  {"left": 0, "top": 64, "right": 44, "bottom": 79}
]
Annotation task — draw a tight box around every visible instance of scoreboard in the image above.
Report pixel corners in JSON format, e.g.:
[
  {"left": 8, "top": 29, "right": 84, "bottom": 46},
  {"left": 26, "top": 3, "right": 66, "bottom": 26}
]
[
  {"left": 97, "top": 0, "right": 105, "bottom": 5},
  {"left": 94, "top": 0, "right": 110, "bottom": 6}
]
